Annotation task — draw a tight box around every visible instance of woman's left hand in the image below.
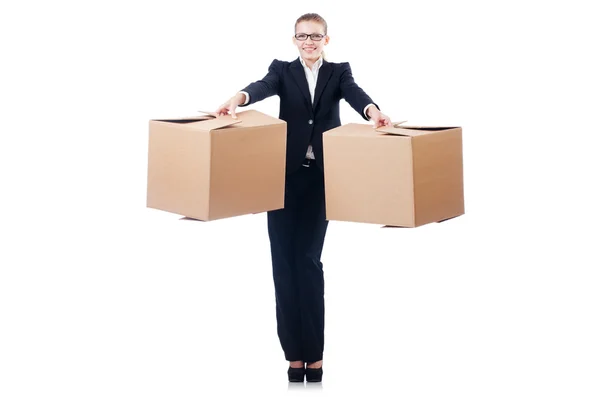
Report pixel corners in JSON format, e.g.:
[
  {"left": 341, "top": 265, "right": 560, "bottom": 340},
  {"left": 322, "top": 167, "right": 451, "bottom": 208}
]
[{"left": 368, "top": 107, "right": 392, "bottom": 128}]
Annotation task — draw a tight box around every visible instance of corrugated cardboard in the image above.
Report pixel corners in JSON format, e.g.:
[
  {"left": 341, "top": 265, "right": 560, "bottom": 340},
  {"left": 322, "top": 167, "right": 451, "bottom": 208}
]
[
  {"left": 147, "top": 110, "right": 287, "bottom": 221},
  {"left": 322, "top": 123, "right": 464, "bottom": 227}
]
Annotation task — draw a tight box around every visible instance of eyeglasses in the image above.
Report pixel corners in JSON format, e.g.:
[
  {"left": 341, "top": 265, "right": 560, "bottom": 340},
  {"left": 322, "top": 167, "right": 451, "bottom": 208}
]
[{"left": 294, "top": 33, "right": 325, "bottom": 41}]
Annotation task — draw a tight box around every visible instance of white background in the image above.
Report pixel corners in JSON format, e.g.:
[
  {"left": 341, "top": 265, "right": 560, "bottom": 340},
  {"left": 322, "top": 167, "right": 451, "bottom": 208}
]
[{"left": 1, "top": 0, "right": 599, "bottom": 396}]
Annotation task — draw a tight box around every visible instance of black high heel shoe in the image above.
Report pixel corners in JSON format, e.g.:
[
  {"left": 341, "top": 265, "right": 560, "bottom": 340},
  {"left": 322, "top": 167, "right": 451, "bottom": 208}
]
[
  {"left": 305, "top": 366, "right": 323, "bottom": 382},
  {"left": 287, "top": 366, "right": 305, "bottom": 382}
]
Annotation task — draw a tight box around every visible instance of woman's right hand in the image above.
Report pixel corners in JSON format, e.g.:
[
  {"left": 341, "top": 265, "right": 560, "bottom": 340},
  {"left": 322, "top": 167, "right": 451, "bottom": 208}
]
[{"left": 215, "top": 92, "right": 245, "bottom": 119}]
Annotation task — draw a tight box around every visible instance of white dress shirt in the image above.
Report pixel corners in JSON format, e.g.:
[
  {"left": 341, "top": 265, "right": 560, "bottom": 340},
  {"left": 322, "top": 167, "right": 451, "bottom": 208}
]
[{"left": 240, "top": 57, "right": 376, "bottom": 160}]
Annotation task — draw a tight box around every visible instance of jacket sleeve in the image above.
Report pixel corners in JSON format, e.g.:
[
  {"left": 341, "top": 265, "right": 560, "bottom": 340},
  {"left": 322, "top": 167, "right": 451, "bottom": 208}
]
[
  {"left": 239, "top": 59, "right": 282, "bottom": 107},
  {"left": 339, "top": 62, "right": 379, "bottom": 121}
]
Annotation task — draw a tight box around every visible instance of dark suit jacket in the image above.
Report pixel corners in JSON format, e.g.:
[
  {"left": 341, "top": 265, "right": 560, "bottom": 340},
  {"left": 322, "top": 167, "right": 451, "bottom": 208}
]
[{"left": 240, "top": 58, "right": 379, "bottom": 174}]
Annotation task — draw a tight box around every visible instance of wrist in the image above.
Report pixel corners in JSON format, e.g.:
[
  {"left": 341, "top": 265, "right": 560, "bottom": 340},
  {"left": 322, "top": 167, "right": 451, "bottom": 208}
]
[
  {"left": 367, "top": 105, "right": 379, "bottom": 119},
  {"left": 234, "top": 93, "right": 245, "bottom": 105}
]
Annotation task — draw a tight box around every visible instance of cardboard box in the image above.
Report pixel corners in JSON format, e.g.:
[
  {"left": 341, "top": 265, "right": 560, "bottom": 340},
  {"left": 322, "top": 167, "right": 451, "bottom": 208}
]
[
  {"left": 322, "top": 123, "right": 464, "bottom": 227},
  {"left": 147, "top": 110, "right": 286, "bottom": 221}
]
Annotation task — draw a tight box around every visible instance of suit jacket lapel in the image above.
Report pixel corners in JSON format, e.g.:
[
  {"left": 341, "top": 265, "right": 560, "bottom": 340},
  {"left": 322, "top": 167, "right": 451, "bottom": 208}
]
[
  {"left": 290, "top": 59, "right": 312, "bottom": 111},
  {"left": 313, "top": 60, "right": 333, "bottom": 111}
]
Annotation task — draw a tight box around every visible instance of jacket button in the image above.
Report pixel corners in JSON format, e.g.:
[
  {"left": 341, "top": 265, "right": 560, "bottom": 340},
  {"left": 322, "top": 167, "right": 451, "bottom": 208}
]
[{"left": 308, "top": 119, "right": 313, "bottom": 125}]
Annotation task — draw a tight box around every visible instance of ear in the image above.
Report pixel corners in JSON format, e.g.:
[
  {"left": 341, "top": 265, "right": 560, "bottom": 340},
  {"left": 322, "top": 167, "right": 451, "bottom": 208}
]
[{"left": 324, "top": 35, "right": 330, "bottom": 45}]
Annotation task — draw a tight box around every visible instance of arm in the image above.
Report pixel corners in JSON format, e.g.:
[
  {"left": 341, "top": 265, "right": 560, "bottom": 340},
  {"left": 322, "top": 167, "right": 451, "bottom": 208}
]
[
  {"left": 238, "top": 59, "right": 282, "bottom": 107},
  {"left": 339, "top": 62, "right": 379, "bottom": 121}
]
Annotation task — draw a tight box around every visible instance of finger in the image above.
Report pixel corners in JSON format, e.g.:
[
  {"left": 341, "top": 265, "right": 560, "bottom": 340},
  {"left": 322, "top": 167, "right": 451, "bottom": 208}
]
[{"left": 230, "top": 101, "right": 237, "bottom": 119}]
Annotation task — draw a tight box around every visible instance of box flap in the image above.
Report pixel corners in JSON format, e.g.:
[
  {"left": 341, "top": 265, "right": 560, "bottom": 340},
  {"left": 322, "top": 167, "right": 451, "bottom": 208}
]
[
  {"left": 151, "top": 110, "right": 217, "bottom": 123},
  {"left": 198, "top": 117, "right": 242, "bottom": 131},
  {"left": 199, "top": 109, "right": 285, "bottom": 126},
  {"left": 151, "top": 110, "right": 281, "bottom": 129},
  {"left": 152, "top": 115, "right": 214, "bottom": 123},
  {"left": 234, "top": 109, "right": 286, "bottom": 126},
  {"left": 376, "top": 123, "right": 459, "bottom": 137}
]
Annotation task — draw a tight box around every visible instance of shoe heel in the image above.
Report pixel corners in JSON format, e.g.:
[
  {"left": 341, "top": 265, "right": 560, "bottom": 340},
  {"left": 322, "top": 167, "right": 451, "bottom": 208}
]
[
  {"left": 305, "top": 367, "right": 323, "bottom": 382},
  {"left": 287, "top": 367, "right": 305, "bottom": 382}
]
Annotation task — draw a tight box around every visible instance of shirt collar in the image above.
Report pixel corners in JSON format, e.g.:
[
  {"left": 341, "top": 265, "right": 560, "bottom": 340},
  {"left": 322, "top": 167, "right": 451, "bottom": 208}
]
[{"left": 299, "top": 56, "right": 323, "bottom": 72}]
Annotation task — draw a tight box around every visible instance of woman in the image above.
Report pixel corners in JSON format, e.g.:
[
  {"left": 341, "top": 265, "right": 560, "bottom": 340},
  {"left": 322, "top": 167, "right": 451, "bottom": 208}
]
[{"left": 215, "top": 13, "right": 391, "bottom": 382}]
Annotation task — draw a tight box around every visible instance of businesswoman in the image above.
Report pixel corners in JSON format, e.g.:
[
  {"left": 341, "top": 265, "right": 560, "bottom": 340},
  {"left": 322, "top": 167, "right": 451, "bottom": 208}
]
[{"left": 215, "top": 13, "right": 391, "bottom": 382}]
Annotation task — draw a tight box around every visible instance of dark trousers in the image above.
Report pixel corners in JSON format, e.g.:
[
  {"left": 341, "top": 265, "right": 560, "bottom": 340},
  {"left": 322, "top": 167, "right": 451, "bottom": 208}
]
[{"left": 267, "top": 159, "right": 328, "bottom": 363}]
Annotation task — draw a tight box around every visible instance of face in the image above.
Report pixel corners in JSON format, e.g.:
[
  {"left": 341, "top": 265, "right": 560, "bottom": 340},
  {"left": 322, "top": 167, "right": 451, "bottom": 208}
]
[{"left": 293, "top": 21, "right": 329, "bottom": 62}]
